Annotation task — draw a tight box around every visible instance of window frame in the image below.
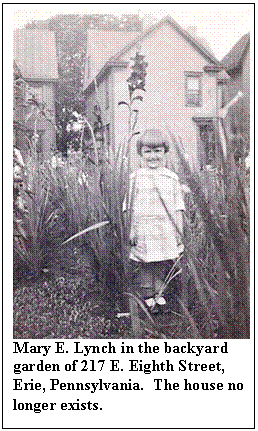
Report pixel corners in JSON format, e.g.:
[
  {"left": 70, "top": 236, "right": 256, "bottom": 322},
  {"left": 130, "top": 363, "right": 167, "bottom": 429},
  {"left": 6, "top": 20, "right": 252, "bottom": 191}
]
[
  {"left": 199, "top": 123, "right": 216, "bottom": 165},
  {"left": 192, "top": 117, "right": 216, "bottom": 167},
  {"left": 184, "top": 72, "right": 203, "bottom": 107}
]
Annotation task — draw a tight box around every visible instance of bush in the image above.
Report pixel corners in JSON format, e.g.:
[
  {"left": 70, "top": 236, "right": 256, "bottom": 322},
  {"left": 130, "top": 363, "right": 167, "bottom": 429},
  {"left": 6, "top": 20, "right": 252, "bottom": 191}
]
[{"left": 174, "top": 142, "right": 250, "bottom": 339}]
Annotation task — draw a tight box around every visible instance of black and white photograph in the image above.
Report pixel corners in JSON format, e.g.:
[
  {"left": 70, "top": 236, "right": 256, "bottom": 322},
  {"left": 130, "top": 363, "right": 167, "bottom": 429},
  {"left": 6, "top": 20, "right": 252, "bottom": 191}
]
[
  {"left": 3, "top": 4, "right": 254, "bottom": 429},
  {"left": 12, "top": 5, "right": 251, "bottom": 341}
]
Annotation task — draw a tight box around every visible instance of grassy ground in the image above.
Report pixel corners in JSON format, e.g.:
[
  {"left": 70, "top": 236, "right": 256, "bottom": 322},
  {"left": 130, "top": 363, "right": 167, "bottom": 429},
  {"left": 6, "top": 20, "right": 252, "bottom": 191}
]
[
  {"left": 13, "top": 244, "right": 131, "bottom": 339},
  {"left": 13, "top": 244, "right": 220, "bottom": 339}
]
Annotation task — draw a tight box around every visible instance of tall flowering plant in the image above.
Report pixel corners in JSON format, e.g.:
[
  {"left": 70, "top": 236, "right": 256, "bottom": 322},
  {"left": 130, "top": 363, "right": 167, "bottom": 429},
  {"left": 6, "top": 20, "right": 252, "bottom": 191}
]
[
  {"left": 117, "top": 52, "right": 150, "bottom": 336},
  {"left": 119, "top": 52, "right": 148, "bottom": 147}
]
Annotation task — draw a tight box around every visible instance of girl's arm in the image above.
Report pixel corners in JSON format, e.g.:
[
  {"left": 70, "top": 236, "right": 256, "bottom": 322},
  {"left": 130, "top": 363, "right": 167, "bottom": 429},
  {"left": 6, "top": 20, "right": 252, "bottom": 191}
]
[
  {"left": 174, "top": 179, "right": 185, "bottom": 244},
  {"left": 174, "top": 210, "right": 184, "bottom": 244}
]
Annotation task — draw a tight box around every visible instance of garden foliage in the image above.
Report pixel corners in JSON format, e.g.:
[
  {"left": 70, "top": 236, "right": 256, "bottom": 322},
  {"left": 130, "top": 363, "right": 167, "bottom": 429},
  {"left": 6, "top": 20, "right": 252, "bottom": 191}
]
[{"left": 13, "top": 45, "right": 250, "bottom": 339}]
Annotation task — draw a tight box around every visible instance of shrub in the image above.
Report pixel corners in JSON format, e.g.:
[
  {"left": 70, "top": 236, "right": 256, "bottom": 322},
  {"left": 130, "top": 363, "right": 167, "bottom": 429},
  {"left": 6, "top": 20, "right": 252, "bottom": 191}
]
[{"left": 172, "top": 137, "right": 250, "bottom": 339}]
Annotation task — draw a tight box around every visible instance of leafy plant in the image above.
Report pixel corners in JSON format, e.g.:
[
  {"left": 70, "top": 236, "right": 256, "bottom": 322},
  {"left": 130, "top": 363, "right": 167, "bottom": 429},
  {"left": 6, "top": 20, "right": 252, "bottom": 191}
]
[
  {"left": 14, "top": 146, "right": 57, "bottom": 278},
  {"left": 118, "top": 52, "right": 148, "bottom": 149},
  {"left": 13, "top": 71, "right": 62, "bottom": 279},
  {"left": 59, "top": 52, "right": 148, "bottom": 336},
  {"left": 169, "top": 132, "right": 250, "bottom": 339}
]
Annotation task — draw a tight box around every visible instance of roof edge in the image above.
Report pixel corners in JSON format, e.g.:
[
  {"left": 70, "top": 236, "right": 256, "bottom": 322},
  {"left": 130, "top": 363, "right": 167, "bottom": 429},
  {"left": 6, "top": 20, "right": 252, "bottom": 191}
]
[
  {"left": 111, "top": 15, "right": 220, "bottom": 66},
  {"left": 83, "top": 61, "right": 128, "bottom": 93},
  {"left": 21, "top": 77, "right": 59, "bottom": 83},
  {"left": 221, "top": 32, "right": 250, "bottom": 72},
  {"left": 84, "top": 15, "right": 221, "bottom": 92}
]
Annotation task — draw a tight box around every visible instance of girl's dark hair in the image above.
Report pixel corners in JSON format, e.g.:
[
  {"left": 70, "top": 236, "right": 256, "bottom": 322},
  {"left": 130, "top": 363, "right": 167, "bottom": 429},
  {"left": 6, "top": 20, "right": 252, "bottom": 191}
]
[{"left": 136, "top": 129, "right": 170, "bottom": 155}]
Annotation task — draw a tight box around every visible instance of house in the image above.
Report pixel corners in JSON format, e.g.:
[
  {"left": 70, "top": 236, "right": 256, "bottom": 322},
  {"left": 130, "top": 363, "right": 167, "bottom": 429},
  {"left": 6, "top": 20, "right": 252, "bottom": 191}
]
[
  {"left": 13, "top": 30, "right": 59, "bottom": 160},
  {"left": 221, "top": 33, "right": 250, "bottom": 150},
  {"left": 83, "top": 16, "right": 229, "bottom": 171}
]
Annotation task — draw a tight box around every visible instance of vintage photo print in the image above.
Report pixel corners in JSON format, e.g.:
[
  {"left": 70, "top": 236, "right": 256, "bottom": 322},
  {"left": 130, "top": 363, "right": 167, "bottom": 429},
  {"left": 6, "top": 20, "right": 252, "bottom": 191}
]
[
  {"left": 12, "top": 4, "right": 251, "bottom": 340},
  {"left": 4, "top": 4, "right": 254, "bottom": 429}
]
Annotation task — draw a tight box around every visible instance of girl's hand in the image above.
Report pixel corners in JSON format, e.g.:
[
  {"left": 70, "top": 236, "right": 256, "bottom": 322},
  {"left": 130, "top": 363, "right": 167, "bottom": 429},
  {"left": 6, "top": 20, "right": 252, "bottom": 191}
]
[
  {"left": 177, "top": 244, "right": 184, "bottom": 254},
  {"left": 129, "top": 236, "right": 138, "bottom": 247}
]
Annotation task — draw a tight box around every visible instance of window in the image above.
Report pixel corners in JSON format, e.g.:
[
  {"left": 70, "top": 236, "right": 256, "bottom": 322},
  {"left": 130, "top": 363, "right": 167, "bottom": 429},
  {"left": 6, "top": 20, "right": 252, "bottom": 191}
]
[
  {"left": 200, "top": 124, "right": 215, "bottom": 165},
  {"left": 193, "top": 117, "right": 216, "bottom": 167},
  {"left": 185, "top": 72, "right": 202, "bottom": 107}
]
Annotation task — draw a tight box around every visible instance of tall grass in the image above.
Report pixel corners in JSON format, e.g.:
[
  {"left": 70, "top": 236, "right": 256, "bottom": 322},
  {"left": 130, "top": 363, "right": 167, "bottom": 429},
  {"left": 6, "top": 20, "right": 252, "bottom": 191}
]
[
  {"left": 14, "top": 55, "right": 249, "bottom": 339},
  {"left": 79, "top": 146, "right": 129, "bottom": 296},
  {"left": 62, "top": 58, "right": 249, "bottom": 339},
  {"left": 13, "top": 141, "right": 96, "bottom": 280},
  {"left": 60, "top": 53, "right": 149, "bottom": 336},
  {"left": 14, "top": 140, "right": 59, "bottom": 278},
  {"left": 169, "top": 130, "right": 250, "bottom": 339}
]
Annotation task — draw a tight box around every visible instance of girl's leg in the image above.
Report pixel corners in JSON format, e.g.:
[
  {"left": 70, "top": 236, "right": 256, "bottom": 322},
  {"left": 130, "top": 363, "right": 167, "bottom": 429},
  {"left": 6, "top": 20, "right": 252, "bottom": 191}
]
[
  {"left": 153, "top": 261, "right": 168, "bottom": 295},
  {"left": 139, "top": 263, "right": 155, "bottom": 299}
]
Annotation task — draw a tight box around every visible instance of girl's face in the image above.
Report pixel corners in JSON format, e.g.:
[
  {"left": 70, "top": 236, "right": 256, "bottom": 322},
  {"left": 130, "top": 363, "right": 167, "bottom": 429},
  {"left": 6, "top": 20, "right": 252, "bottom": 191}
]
[{"left": 141, "top": 145, "right": 166, "bottom": 169}]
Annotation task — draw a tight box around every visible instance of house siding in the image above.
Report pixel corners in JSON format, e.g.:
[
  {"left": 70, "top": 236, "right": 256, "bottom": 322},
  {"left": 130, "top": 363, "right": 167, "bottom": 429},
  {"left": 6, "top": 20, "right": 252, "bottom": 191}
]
[
  {"left": 14, "top": 30, "right": 59, "bottom": 159},
  {"left": 113, "top": 22, "right": 220, "bottom": 170}
]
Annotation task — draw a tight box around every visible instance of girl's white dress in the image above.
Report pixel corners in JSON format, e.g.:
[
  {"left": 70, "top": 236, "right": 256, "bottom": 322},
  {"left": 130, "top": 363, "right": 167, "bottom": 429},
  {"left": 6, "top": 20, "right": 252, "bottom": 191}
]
[{"left": 127, "top": 167, "right": 185, "bottom": 262}]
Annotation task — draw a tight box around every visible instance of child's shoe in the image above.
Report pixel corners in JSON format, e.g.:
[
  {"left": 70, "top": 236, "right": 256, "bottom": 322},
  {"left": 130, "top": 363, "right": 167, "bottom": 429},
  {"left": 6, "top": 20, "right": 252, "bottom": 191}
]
[
  {"left": 145, "top": 296, "right": 166, "bottom": 307},
  {"left": 156, "top": 296, "right": 166, "bottom": 305},
  {"left": 145, "top": 296, "right": 166, "bottom": 314},
  {"left": 145, "top": 297, "right": 155, "bottom": 307}
]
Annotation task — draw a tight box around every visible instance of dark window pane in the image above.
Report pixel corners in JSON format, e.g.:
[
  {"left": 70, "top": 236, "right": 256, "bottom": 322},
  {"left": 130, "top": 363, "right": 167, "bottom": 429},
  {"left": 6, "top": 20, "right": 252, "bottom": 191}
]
[
  {"left": 185, "top": 73, "right": 202, "bottom": 106},
  {"left": 200, "top": 124, "right": 215, "bottom": 164},
  {"left": 187, "top": 91, "right": 200, "bottom": 106}
]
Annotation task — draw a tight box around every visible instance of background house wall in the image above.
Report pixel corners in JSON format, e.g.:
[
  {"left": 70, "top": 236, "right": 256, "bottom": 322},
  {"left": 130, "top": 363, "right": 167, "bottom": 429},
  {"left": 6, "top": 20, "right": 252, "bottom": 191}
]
[
  {"left": 14, "top": 30, "right": 58, "bottom": 160},
  {"left": 112, "top": 22, "right": 221, "bottom": 171}
]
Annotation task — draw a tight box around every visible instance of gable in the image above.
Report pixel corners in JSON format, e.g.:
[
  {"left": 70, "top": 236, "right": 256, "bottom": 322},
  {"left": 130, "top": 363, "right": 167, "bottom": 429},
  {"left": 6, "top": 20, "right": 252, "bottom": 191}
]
[
  {"left": 221, "top": 33, "right": 250, "bottom": 72},
  {"left": 118, "top": 20, "right": 217, "bottom": 71},
  {"left": 84, "top": 29, "right": 141, "bottom": 89},
  {"left": 114, "top": 16, "right": 219, "bottom": 66},
  {"left": 13, "top": 30, "right": 59, "bottom": 81},
  {"left": 84, "top": 15, "right": 221, "bottom": 92}
]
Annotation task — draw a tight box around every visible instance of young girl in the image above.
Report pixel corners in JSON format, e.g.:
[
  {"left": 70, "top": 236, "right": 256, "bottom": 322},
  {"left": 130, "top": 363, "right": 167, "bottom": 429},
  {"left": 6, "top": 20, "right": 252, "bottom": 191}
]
[{"left": 128, "top": 129, "right": 185, "bottom": 308}]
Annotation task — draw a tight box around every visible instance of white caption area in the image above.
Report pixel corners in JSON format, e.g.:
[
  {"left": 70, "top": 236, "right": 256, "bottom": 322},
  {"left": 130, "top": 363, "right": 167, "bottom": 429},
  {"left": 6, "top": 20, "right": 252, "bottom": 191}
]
[{"left": 4, "top": 339, "right": 254, "bottom": 428}]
